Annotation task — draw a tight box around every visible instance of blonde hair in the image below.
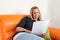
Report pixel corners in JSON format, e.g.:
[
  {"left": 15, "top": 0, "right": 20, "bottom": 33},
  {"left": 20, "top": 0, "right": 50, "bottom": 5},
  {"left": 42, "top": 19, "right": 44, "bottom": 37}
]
[{"left": 30, "top": 6, "right": 42, "bottom": 21}]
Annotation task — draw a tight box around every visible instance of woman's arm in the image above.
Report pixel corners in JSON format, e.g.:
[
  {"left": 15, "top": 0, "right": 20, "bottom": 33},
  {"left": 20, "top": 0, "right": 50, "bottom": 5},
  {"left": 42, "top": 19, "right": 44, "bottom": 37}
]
[{"left": 16, "top": 27, "right": 31, "bottom": 33}]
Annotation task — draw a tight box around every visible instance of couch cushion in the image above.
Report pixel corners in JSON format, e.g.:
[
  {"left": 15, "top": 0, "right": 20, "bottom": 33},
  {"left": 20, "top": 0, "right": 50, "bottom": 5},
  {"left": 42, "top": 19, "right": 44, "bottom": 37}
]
[
  {"left": 0, "top": 19, "right": 3, "bottom": 40},
  {"left": 0, "top": 15, "right": 25, "bottom": 31},
  {"left": 49, "top": 27, "right": 60, "bottom": 40},
  {"left": 0, "top": 15, "right": 25, "bottom": 40},
  {"left": 45, "top": 28, "right": 51, "bottom": 40}
]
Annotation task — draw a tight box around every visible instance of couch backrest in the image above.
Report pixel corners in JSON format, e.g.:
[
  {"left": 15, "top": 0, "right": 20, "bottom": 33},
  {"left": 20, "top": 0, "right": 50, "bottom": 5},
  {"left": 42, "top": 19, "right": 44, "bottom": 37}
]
[
  {"left": 0, "top": 18, "right": 3, "bottom": 40},
  {"left": 0, "top": 15, "right": 26, "bottom": 40},
  {"left": 49, "top": 27, "right": 60, "bottom": 40}
]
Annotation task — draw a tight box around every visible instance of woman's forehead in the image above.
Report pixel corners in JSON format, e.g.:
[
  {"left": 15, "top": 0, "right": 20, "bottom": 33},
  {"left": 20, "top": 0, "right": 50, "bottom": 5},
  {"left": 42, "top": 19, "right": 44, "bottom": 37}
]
[{"left": 32, "top": 9, "right": 39, "bottom": 12}]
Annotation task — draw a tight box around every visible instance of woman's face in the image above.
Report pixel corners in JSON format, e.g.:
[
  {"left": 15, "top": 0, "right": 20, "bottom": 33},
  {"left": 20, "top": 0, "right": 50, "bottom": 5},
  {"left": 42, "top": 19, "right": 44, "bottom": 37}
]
[{"left": 32, "top": 9, "right": 40, "bottom": 19}]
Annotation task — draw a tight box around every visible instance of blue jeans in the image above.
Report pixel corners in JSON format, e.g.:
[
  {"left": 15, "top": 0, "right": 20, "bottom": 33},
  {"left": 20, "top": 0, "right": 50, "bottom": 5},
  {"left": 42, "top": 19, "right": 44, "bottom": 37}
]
[{"left": 13, "top": 32, "right": 44, "bottom": 40}]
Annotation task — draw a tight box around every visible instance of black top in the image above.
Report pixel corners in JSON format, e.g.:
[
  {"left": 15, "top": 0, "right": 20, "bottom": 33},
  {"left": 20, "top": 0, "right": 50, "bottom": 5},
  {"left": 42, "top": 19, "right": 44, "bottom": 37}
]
[{"left": 16, "top": 16, "right": 35, "bottom": 31}]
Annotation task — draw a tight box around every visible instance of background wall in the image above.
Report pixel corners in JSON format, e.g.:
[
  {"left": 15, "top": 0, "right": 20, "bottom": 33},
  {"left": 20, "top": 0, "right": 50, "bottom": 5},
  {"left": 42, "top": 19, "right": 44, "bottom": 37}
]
[
  {"left": 0, "top": 0, "right": 60, "bottom": 28},
  {"left": 50, "top": 0, "right": 60, "bottom": 28},
  {"left": 0, "top": 0, "right": 50, "bottom": 20}
]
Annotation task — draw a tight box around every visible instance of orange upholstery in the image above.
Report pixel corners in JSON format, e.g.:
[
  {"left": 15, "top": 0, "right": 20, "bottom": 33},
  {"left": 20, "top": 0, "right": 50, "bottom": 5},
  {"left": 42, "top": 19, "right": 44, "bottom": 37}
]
[
  {"left": 0, "top": 19, "right": 3, "bottom": 40},
  {"left": 0, "top": 15, "right": 25, "bottom": 40},
  {"left": 49, "top": 27, "right": 60, "bottom": 40},
  {"left": 0, "top": 15, "right": 59, "bottom": 40}
]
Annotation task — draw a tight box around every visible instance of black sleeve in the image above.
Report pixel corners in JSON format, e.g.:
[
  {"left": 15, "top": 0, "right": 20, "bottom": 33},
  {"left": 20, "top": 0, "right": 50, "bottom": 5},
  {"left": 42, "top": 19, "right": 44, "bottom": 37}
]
[{"left": 16, "top": 16, "right": 27, "bottom": 28}]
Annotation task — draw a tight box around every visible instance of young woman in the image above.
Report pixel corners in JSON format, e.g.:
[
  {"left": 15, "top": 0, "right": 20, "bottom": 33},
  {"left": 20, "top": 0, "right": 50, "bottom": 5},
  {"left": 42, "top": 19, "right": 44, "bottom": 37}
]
[
  {"left": 13, "top": 6, "right": 45, "bottom": 40},
  {"left": 16, "top": 6, "right": 42, "bottom": 33}
]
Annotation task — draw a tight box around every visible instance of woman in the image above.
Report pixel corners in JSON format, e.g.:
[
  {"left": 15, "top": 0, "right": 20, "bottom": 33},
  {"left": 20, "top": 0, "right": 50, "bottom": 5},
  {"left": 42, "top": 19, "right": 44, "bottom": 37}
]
[
  {"left": 16, "top": 6, "right": 42, "bottom": 33},
  {"left": 13, "top": 6, "right": 44, "bottom": 40}
]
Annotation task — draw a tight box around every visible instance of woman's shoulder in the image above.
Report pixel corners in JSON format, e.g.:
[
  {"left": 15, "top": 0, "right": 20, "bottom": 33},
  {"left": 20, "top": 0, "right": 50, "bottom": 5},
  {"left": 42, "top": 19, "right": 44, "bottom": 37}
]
[{"left": 24, "top": 16, "right": 31, "bottom": 20}]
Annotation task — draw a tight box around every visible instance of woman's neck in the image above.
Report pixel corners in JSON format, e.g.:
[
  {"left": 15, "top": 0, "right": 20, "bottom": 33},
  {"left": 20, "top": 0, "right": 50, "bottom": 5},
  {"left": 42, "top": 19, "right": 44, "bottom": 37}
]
[
  {"left": 31, "top": 17, "right": 38, "bottom": 21},
  {"left": 33, "top": 19, "right": 38, "bottom": 21}
]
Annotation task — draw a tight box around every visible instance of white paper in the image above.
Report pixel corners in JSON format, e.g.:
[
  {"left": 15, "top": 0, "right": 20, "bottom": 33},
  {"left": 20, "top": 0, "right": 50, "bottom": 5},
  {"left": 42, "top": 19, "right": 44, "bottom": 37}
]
[{"left": 32, "top": 20, "right": 50, "bottom": 35}]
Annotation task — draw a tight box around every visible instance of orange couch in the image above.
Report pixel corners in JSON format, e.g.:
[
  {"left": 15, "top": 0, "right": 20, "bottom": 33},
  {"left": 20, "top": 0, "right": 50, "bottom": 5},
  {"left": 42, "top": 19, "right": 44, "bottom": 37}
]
[
  {"left": 0, "top": 15, "right": 25, "bottom": 40},
  {"left": 0, "top": 15, "right": 60, "bottom": 40}
]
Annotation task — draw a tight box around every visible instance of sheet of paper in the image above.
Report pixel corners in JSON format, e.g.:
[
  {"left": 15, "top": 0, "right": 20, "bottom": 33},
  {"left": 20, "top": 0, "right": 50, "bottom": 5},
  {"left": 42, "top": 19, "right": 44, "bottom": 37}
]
[{"left": 32, "top": 20, "right": 50, "bottom": 35}]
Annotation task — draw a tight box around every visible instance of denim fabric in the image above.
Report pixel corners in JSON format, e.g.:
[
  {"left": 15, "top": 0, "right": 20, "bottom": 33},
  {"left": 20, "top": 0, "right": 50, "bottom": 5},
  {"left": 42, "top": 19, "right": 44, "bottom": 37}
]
[{"left": 13, "top": 32, "right": 44, "bottom": 40}]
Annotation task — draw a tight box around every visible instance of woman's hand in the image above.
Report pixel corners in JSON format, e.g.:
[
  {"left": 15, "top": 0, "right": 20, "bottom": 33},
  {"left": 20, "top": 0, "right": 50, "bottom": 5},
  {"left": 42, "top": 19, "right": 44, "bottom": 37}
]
[{"left": 38, "top": 33, "right": 46, "bottom": 38}]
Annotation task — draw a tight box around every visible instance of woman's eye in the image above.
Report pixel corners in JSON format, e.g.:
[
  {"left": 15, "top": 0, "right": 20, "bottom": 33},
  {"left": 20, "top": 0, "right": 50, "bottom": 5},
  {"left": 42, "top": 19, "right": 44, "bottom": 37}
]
[
  {"left": 37, "top": 12, "right": 39, "bottom": 13},
  {"left": 34, "top": 13, "right": 36, "bottom": 14}
]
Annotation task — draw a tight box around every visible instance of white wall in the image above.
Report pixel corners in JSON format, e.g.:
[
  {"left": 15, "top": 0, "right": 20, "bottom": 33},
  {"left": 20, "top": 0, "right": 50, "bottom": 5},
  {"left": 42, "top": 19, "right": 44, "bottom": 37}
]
[
  {"left": 1, "top": 0, "right": 60, "bottom": 28},
  {"left": 50, "top": 0, "right": 60, "bottom": 28},
  {"left": 0, "top": 0, "right": 50, "bottom": 20}
]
